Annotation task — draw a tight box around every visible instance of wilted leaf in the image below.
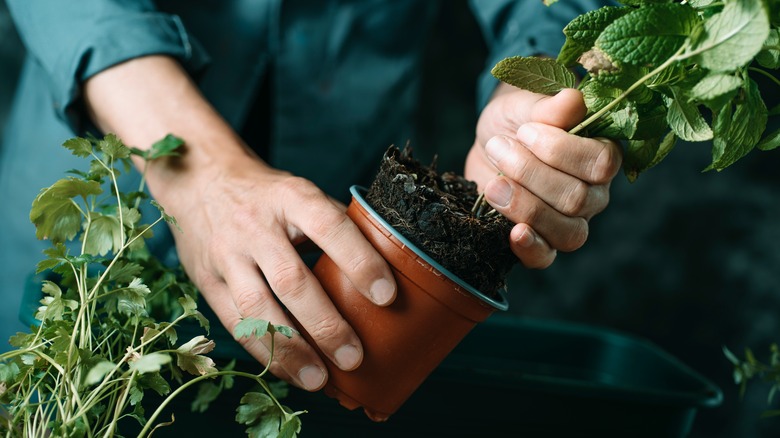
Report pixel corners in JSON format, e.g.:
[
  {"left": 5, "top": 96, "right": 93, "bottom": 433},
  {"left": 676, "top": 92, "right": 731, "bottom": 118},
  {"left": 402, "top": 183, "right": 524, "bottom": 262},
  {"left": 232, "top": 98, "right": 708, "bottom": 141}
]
[{"left": 558, "top": 6, "right": 631, "bottom": 66}]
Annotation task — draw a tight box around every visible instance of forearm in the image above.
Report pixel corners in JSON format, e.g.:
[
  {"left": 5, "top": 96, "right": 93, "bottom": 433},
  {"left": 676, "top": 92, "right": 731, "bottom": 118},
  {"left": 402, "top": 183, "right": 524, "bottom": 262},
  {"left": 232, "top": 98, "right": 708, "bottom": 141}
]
[{"left": 83, "top": 55, "right": 263, "bottom": 202}]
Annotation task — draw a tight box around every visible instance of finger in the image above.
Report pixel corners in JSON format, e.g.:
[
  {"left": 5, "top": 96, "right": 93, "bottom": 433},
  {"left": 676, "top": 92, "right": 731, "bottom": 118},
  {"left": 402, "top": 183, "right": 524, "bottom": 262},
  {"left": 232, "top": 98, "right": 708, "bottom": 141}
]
[
  {"left": 281, "top": 177, "right": 397, "bottom": 306},
  {"left": 484, "top": 135, "right": 610, "bottom": 219},
  {"left": 515, "top": 123, "right": 622, "bottom": 185},
  {"left": 509, "top": 223, "right": 557, "bottom": 269},
  {"left": 529, "top": 88, "right": 588, "bottom": 131},
  {"left": 254, "top": 238, "right": 365, "bottom": 373},
  {"left": 483, "top": 175, "right": 589, "bottom": 252},
  {"left": 216, "top": 254, "right": 329, "bottom": 391},
  {"left": 195, "top": 273, "right": 296, "bottom": 385}
]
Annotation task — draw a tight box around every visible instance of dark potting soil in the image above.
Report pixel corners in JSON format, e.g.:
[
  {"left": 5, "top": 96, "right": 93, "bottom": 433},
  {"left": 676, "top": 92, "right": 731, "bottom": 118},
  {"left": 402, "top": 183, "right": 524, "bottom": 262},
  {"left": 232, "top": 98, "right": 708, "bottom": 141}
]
[{"left": 365, "top": 146, "right": 516, "bottom": 297}]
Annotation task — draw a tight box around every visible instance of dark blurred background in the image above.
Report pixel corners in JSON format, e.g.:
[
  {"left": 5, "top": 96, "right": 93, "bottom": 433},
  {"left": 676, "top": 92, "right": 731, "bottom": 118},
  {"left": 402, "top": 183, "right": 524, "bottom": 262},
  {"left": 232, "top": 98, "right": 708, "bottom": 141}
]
[{"left": 2, "top": 2, "right": 779, "bottom": 437}]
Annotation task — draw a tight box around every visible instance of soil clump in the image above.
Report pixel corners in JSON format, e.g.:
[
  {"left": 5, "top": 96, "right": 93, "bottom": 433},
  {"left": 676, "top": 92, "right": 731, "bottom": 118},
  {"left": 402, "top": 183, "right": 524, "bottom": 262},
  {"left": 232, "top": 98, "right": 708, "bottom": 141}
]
[{"left": 365, "top": 146, "right": 516, "bottom": 296}]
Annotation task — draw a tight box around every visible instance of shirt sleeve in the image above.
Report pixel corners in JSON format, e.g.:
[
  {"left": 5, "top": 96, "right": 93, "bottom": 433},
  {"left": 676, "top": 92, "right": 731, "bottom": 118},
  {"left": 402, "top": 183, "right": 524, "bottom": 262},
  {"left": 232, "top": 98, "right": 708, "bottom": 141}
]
[
  {"left": 5, "top": 0, "right": 210, "bottom": 130},
  {"left": 469, "top": 0, "right": 607, "bottom": 110}
]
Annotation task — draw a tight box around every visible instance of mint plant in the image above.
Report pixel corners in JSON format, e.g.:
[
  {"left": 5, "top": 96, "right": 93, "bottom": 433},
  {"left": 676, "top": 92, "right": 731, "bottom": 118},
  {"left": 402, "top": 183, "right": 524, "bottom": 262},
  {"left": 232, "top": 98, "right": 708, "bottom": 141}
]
[
  {"left": 491, "top": 0, "right": 778, "bottom": 182},
  {"left": 0, "top": 134, "right": 303, "bottom": 437}
]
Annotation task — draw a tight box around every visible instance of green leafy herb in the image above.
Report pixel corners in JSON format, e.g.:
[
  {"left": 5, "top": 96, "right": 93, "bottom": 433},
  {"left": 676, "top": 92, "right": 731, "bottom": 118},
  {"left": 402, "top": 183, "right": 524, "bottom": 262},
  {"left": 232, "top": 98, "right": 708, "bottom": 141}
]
[
  {"left": 490, "top": 0, "right": 779, "bottom": 181},
  {"left": 0, "top": 134, "right": 302, "bottom": 437}
]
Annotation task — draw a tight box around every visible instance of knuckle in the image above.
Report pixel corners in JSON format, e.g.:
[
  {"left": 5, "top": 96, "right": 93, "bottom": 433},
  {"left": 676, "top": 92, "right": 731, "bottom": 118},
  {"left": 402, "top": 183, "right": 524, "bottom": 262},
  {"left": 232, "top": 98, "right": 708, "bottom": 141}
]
[
  {"left": 233, "top": 287, "right": 263, "bottom": 316},
  {"left": 266, "top": 337, "right": 297, "bottom": 364},
  {"left": 560, "top": 181, "right": 591, "bottom": 217},
  {"left": 272, "top": 262, "right": 310, "bottom": 298},
  {"left": 590, "top": 142, "right": 620, "bottom": 184},
  {"left": 537, "top": 135, "right": 566, "bottom": 165},
  {"left": 306, "top": 315, "right": 347, "bottom": 345},
  {"left": 309, "top": 209, "right": 350, "bottom": 242},
  {"left": 520, "top": 201, "right": 542, "bottom": 225},
  {"left": 561, "top": 218, "right": 589, "bottom": 252},
  {"left": 507, "top": 153, "right": 534, "bottom": 184},
  {"left": 279, "top": 176, "right": 318, "bottom": 200}
]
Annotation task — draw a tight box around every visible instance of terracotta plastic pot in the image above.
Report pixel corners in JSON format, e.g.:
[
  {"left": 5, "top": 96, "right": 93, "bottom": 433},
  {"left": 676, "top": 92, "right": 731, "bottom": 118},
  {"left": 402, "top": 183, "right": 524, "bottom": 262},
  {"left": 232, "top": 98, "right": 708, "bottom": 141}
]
[{"left": 307, "top": 185, "right": 509, "bottom": 421}]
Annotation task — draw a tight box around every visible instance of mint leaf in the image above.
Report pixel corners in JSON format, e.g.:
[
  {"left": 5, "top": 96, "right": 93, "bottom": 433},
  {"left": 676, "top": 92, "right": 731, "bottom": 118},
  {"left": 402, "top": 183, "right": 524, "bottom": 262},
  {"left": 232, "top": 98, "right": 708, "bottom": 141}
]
[
  {"left": 610, "top": 102, "right": 639, "bottom": 139},
  {"left": 491, "top": 57, "right": 576, "bottom": 95},
  {"left": 757, "top": 29, "right": 780, "bottom": 68},
  {"left": 689, "top": 73, "right": 742, "bottom": 103},
  {"left": 597, "top": 3, "right": 698, "bottom": 67},
  {"left": 558, "top": 6, "right": 630, "bottom": 66},
  {"left": 687, "top": 0, "right": 770, "bottom": 72},
  {"left": 758, "top": 128, "right": 780, "bottom": 151},
  {"left": 62, "top": 137, "right": 93, "bottom": 158},
  {"left": 646, "top": 131, "right": 678, "bottom": 171},
  {"left": 623, "top": 137, "right": 661, "bottom": 183},
  {"left": 708, "top": 78, "right": 768, "bottom": 170},
  {"left": 664, "top": 88, "right": 713, "bottom": 142}
]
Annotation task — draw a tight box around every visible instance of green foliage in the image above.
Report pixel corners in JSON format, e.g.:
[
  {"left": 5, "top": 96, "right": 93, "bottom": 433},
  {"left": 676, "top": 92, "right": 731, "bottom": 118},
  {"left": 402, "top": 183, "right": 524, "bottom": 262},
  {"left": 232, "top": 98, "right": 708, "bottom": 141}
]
[
  {"left": 0, "top": 134, "right": 301, "bottom": 437},
  {"left": 491, "top": 57, "right": 577, "bottom": 95},
  {"left": 492, "top": 0, "right": 780, "bottom": 180},
  {"left": 724, "top": 345, "right": 780, "bottom": 416}
]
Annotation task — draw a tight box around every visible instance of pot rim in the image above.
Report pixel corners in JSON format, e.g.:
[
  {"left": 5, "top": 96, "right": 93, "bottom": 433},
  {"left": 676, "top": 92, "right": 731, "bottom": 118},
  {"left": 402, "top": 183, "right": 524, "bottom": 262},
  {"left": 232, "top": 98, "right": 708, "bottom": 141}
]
[{"left": 350, "top": 185, "right": 509, "bottom": 312}]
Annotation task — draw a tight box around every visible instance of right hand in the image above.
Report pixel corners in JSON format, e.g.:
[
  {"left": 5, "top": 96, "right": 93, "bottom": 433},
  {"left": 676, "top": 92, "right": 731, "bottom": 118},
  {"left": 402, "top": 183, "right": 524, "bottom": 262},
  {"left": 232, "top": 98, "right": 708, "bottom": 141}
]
[
  {"left": 161, "top": 150, "right": 397, "bottom": 391},
  {"left": 83, "top": 55, "right": 397, "bottom": 391}
]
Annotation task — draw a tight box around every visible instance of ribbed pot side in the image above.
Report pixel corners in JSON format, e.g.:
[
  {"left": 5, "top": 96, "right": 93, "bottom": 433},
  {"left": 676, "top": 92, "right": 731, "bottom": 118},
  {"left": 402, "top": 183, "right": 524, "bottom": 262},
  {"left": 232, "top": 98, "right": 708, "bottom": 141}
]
[{"left": 308, "top": 186, "right": 508, "bottom": 421}]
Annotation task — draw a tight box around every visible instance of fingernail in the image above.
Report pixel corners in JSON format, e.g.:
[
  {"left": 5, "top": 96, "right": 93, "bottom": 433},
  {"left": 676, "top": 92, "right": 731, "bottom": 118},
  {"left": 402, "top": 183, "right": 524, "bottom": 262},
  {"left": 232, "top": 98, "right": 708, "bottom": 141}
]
[
  {"left": 515, "top": 226, "right": 536, "bottom": 248},
  {"left": 370, "top": 278, "right": 395, "bottom": 305},
  {"left": 485, "top": 136, "right": 511, "bottom": 165},
  {"left": 334, "top": 344, "right": 362, "bottom": 370},
  {"left": 516, "top": 124, "right": 538, "bottom": 147},
  {"left": 298, "top": 365, "right": 326, "bottom": 391},
  {"left": 486, "top": 179, "right": 512, "bottom": 208}
]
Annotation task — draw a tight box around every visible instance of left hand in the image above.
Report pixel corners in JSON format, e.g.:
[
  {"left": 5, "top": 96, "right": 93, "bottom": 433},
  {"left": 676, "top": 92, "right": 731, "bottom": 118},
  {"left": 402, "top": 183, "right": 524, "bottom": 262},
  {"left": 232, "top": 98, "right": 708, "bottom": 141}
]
[{"left": 465, "top": 85, "right": 622, "bottom": 269}]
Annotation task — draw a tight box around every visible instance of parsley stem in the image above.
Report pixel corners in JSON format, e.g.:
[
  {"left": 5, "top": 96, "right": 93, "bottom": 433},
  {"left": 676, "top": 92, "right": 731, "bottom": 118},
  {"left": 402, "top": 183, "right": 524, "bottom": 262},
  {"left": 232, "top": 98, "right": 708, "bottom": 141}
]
[{"left": 138, "top": 370, "right": 270, "bottom": 438}]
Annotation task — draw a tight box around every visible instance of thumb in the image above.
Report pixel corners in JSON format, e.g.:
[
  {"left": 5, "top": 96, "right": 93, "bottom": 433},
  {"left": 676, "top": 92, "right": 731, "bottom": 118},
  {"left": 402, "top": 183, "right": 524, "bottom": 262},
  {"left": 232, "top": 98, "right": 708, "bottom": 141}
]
[{"left": 529, "top": 88, "right": 587, "bottom": 132}]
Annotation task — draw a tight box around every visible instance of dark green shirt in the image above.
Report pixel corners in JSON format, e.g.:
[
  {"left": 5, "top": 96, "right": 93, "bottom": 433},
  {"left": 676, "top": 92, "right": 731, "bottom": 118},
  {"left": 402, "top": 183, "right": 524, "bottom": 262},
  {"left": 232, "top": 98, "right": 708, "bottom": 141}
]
[{"left": 0, "top": 0, "right": 604, "bottom": 350}]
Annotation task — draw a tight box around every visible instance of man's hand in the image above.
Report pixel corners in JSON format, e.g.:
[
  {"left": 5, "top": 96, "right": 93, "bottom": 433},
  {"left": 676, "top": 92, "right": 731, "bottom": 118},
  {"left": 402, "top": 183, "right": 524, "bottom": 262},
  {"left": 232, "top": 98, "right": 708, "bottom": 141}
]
[
  {"left": 84, "top": 55, "right": 397, "bottom": 391},
  {"left": 465, "top": 85, "right": 622, "bottom": 269}
]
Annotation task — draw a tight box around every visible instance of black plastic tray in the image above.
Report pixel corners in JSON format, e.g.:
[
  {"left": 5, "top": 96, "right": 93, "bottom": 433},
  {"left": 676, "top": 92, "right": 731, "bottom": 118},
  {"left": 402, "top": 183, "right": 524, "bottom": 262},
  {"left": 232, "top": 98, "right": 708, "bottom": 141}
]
[{"left": 284, "top": 314, "right": 723, "bottom": 437}]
